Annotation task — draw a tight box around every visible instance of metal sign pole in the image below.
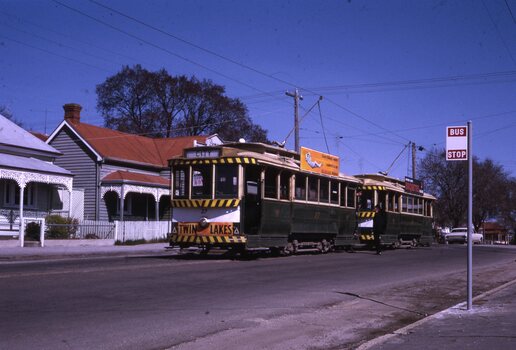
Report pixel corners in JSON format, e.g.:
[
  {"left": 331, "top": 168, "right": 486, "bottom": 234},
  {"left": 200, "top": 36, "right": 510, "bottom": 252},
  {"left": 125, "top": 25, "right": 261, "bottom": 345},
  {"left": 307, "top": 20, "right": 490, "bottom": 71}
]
[{"left": 467, "top": 121, "right": 473, "bottom": 310}]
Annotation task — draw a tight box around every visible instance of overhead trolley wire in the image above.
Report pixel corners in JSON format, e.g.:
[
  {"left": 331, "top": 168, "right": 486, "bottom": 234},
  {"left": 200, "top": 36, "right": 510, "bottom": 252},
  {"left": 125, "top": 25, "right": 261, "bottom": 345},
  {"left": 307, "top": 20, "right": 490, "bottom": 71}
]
[
  {"left": 88, "top": 0, "right": 299, "bottom": 90},
  {"left": 0, "top": 9, "right": 160, "bottom": 70},
  {"left": 51, "top": 0, "right": 289, "bottom": 106},
  {"left": 84, "top": 0, "right": 409, "bottom": 145},
  {"left": 0, "top": 34, "right": 111, "bottom": 73}
]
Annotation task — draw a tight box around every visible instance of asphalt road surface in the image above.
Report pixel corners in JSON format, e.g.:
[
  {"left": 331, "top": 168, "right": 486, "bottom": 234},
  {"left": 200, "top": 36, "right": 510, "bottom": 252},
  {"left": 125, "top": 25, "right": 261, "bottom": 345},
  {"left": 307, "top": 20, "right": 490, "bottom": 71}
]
[{"left": 1, "top": 245, "right": 515, "bottom": 350}]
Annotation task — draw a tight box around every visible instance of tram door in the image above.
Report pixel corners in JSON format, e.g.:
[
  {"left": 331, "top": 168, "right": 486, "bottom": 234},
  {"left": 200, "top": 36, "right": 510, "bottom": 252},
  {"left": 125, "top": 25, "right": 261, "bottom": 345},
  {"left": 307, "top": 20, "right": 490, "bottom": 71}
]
[{"left": 243, "top": 166, "right": 261, "bottom": 235}]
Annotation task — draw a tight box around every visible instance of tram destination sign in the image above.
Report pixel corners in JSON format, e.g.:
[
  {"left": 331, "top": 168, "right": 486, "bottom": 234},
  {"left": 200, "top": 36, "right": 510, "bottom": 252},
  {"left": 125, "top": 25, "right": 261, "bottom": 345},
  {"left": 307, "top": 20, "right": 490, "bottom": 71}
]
[
  {"left": 185, "top": 149, "right": 221, "bottom": 159},
  {"left": 300, "top": 147, "right": 339, "bottom": 176},
  {"left": 446, "top": 126, "right": 468, "bottom": 161},
  {"left": 405, "top": 176, "right": 423, "bottom": 195}
]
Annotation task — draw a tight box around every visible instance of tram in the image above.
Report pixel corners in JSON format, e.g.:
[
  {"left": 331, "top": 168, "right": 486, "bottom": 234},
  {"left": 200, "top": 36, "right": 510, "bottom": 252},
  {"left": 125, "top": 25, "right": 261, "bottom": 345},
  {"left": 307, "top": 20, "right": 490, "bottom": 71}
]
[
  {"left": 354, "top": 174, "right": 436, "bottom": 248},
  {"left": 168, "top": 142, "right": 360, "bottom": 254}
]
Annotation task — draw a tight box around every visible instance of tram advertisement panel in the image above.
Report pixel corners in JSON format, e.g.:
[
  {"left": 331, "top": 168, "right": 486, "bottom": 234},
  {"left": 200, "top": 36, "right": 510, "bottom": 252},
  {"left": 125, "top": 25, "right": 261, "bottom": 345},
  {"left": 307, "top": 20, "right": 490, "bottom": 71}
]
[{"left": 300, "top": 147, "right": 339, "bottom": 176}]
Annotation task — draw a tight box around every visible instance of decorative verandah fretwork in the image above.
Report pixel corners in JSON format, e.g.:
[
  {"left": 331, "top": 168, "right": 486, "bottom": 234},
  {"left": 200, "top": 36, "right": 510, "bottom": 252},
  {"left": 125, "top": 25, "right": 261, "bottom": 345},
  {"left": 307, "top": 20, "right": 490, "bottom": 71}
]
[
  {"left": 0, "top": 168, "right": 74, "bottom": 247},
  {"left": 101, "top": 184, "right": 170, "bottom": 222}
]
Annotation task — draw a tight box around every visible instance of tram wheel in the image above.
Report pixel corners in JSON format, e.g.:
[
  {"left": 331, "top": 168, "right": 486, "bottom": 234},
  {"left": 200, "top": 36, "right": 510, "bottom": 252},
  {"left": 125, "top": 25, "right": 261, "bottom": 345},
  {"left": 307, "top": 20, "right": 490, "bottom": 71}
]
[
  {"left": 282, "top": 242, "right": 295, "bottom": 256},
  {"left": 320, "top": 239, "right": 331, "bottom": 253}
]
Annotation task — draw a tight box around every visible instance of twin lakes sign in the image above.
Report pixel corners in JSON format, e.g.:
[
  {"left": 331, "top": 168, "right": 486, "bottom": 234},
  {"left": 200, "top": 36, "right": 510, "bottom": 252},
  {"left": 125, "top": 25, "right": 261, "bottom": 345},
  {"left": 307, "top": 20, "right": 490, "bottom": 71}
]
[{"left": 446, "top": 126, "right": 468, "bottom": 161}]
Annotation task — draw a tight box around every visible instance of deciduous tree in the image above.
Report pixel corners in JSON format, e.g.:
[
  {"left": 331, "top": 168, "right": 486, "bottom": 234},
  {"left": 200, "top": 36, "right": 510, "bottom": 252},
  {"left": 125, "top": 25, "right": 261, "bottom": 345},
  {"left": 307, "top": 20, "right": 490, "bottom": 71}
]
[
  {"left": 96, "top": 65, "right": 268, "bottom": 142},
  {"left": 419, "top": 148, "right": 513, "bottom": 231}
]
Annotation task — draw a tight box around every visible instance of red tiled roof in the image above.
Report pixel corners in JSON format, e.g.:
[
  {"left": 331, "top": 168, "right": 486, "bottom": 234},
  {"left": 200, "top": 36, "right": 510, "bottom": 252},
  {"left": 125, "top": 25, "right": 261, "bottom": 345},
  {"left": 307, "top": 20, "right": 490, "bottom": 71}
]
[
  {"left": 69, "top": 122, "right": 205, "bottom": 167},
  {"left": 102, "top": 170, "right": 169, "bottom": 186}
]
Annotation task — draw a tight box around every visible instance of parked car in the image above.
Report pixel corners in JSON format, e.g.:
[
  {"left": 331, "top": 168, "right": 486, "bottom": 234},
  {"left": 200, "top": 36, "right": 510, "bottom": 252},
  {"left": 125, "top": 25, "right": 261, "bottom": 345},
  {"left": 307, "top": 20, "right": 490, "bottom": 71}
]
[{"left": 445, "top": 227, "right": 483, "bottom": 244}]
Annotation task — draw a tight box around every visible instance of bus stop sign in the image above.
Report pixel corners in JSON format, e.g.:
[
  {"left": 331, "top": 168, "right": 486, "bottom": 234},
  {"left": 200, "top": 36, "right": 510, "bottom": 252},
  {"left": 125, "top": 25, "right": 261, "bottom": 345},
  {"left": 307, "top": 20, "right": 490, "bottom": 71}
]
[{"left": 446, "top": 126, "right": 468, "bottom": 161}]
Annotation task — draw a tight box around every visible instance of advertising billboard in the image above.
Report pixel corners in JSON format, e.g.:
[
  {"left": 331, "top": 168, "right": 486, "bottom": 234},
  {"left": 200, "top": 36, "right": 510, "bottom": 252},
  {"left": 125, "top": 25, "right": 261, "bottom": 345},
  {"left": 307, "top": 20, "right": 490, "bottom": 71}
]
[{"left": 300, "top": 147, "right": 339, "bottom": 176}]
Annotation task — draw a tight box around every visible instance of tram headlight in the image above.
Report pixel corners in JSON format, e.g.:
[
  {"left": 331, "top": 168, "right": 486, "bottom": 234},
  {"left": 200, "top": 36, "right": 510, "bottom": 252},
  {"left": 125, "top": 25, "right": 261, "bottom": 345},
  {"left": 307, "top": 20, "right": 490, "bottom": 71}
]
[{"left": 198, "top": 217, "right": 209, "bottom": 229}]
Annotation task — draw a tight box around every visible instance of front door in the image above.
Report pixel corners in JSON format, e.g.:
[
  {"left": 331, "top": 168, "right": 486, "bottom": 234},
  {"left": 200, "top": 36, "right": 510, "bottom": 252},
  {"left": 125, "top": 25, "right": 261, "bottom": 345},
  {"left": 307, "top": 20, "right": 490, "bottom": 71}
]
[{"left": 243, "top": 166, "right": 261, "bottom": 235}]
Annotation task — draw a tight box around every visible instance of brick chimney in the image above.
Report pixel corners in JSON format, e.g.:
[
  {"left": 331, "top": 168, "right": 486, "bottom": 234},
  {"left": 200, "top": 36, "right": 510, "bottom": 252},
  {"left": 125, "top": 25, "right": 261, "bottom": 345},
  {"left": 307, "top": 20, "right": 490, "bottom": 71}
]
[{"left": 63, "top": 103, "right": 82, "bottom": 124}]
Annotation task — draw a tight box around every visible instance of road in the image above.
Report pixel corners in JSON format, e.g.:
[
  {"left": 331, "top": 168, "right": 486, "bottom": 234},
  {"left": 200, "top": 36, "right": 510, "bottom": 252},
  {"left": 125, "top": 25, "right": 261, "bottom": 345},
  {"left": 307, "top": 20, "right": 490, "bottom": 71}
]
[{"left": 1, "top": 245, "right": 515, "bottom": 350}]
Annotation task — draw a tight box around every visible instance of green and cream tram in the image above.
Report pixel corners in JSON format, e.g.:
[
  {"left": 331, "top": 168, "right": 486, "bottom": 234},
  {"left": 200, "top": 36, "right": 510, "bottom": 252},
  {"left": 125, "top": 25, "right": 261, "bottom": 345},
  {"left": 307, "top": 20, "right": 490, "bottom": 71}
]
[
  {"left": 355, "top": 174, "right": 436, "bottom": 248},
  {"left": 169, "top": 143, "right": 359, "bottom": 253}
]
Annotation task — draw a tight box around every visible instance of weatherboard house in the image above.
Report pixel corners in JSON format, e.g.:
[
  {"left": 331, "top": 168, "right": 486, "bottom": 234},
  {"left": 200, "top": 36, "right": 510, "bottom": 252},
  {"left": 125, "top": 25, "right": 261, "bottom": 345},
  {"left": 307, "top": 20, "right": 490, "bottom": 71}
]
[
  {"left": 0, "top": 113, "right": 73, "bottom": 246},
  {"left": 46, "top": 103, "right": 221, "bottom": 223}
]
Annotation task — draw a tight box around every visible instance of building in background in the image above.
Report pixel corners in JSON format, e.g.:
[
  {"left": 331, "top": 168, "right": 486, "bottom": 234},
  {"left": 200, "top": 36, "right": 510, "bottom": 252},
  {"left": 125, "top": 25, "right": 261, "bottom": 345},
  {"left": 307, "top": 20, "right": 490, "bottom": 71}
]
[
  {"left": 46, "top": 103, "right": 221, "bottom": 222},
  {"left": 0, "top": 113, "right": 73, "bottom": 245}
]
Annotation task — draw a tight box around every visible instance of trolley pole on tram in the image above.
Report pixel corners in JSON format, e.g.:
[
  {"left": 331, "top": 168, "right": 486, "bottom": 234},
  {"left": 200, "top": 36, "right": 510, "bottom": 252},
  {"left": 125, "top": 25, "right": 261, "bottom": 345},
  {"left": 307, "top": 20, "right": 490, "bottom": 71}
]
[{"left": 286, "top": 89, "right": 303, "bottom": 153}]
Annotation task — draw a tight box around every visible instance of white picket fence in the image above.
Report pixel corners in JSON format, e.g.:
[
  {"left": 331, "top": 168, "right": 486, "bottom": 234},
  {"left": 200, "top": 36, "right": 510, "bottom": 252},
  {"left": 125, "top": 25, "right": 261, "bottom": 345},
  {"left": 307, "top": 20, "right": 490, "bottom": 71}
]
[
  {"left": 115, "top": 220, "right": 170, "bottom": 242},
  {"left": 1, "top": 218, "right": 170, "bottom": 247}
]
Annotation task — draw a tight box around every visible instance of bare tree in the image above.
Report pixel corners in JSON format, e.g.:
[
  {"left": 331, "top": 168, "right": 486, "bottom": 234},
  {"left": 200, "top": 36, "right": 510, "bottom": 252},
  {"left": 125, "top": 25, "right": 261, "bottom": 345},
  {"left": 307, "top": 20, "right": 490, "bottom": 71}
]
[
  {"left": 96, "top": 65, "right": 268, "bottom": 142},
  {"left": 152, "top": 70, "right": 190, "bottom": 138},
  {"left": 419, "top": 148, "right": 513, "bottom": 231},
  {"left": 472, "top": 159, "right": 509, "bottom": 231},
  {"left": 96, "top": 65, "right": 160, "bottom": 136},
  {"left": 0, "top": 105, "right": 23, "bottom": 127}
]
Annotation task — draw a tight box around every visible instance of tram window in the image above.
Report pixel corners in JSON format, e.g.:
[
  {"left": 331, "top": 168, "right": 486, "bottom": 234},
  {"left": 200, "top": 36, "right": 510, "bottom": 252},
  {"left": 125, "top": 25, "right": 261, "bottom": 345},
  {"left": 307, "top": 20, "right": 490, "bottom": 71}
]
[
  {"left": 416, "top": 198, "right": 423, "bottom": 214},
  {"left": 191, "top": 165, "right": 212, "bottom": 198},
  {"left": 320, "top": 179, "right": 329, "bottom": 203},
  {"left": 401, "top": 196, "right": 408, "bottom": 212},
  {"left": 346, "top": 187, "right": 356, "bottom": 208},
  {"left": 390, "top": 193, "right": 399, "bottom": 212},
  {"left": 215, "top": 165, "right": 238, "bottom": 198},
  {"left": 280, "top": 172, "right": 291, "bottom": 200},
  {"left": 407, "top": 196, "right": 414, "bottom": 213},
  {"left": 173, "top": 168, "right": 189, "bottom": 198},
  {"left": 330, "top": 182, "right": 339, "bottom": 204},
  {"left": 246, "top": 181, "right": 258, "bottom": 195},
  {"left": 295, "top": 174, "right": 307, "bottom": 200},
  {"left": 308, "top": 177, "right": 318, "bottom": 202},
  {"left": 264, "top": 168, "right": 279, "bottom": 199},
  {"left": 359, "top": 191, "right": 374, "bottom": 210}
]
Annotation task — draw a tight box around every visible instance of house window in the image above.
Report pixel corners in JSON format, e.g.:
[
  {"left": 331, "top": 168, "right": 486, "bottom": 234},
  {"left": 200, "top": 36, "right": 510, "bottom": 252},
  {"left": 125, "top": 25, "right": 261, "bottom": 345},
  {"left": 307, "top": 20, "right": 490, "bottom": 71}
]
[{"left": 4, "top": 181, "right": 37, "bottom": 208}]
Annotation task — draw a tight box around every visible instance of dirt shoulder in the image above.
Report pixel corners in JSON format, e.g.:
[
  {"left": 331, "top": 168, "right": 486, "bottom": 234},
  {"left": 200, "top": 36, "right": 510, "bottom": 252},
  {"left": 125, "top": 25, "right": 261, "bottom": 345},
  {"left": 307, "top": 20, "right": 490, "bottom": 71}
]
[{"left": 169, "top": 260, "right": 516, "bottom": 350}]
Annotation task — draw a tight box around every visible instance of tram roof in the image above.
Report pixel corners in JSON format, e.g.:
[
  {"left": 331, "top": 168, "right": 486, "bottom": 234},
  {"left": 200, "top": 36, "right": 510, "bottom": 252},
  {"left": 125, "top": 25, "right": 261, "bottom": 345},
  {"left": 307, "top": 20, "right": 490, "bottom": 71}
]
[
  {"left": 172, "top": 142, "right": 360, "bottom": 183},
  {"left": 355, "top": 173, "right": 436, "bottom": 199}
]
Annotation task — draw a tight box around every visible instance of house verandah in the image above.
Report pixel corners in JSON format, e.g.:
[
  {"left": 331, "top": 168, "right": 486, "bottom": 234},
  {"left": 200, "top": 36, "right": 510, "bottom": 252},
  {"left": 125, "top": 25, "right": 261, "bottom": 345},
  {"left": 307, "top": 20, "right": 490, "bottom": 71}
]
[
  {"left": 0, "top": 166, "right": 73, "bottom": 246},
  {"left": 41, "top": 103, "right": 222, "bottom": 244},
  {"left": 100, "top": 171, "right": 171, "bottom": 241},
  {"left": 0, "top": 113, "right": 74, "bottom": 247}
]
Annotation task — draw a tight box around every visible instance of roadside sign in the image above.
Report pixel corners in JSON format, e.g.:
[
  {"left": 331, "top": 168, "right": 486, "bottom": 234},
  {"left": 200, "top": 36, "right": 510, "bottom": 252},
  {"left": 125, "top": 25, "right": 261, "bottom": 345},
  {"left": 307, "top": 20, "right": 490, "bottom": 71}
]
[{"left": 446, "top": 126, "right": 468, "bottom": 161}]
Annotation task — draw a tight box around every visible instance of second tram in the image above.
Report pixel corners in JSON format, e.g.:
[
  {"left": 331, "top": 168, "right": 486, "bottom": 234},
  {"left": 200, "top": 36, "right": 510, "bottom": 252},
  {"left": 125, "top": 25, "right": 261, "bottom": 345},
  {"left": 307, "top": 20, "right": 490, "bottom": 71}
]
[{"left": 355, "top": 174, "right": 435, "bottom": 248}]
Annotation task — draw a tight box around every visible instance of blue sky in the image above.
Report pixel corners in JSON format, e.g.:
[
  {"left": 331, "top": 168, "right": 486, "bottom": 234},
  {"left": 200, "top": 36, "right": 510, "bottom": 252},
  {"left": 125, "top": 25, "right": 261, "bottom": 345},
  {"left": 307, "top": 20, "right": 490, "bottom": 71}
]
[{"left": 1, "top": 0, "right": 515, "bottom": 178}]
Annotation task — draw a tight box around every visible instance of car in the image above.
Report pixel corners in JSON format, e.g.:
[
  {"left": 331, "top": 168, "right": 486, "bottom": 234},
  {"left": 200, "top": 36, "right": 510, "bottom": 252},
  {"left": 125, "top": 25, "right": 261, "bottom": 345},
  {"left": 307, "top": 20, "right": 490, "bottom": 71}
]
[{"left": 445, "top": 227, "right": 483, "bottom": 244}]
